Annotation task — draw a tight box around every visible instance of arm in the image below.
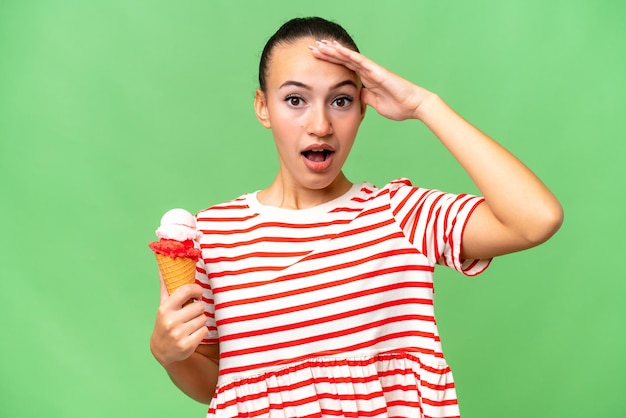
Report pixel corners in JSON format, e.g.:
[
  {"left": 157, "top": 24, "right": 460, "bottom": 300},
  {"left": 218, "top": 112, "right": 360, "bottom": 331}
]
[
  {"left": 310, "top": 40, "right": 563, "bottom": 259},
  {"left": 415, "top": 94, "right": 563, "bottom": 259},
  {"left": 150, "top": 277, "right": 220, "bottom": 404},
  {"left": 158, "top": 343, "right": 219, "bottom": 404}
]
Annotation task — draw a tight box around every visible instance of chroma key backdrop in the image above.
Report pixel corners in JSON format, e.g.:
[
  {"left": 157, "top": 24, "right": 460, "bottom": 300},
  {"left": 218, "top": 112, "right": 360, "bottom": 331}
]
[{"left": 1, "top": 1, "right": 624, "bottom": 417}]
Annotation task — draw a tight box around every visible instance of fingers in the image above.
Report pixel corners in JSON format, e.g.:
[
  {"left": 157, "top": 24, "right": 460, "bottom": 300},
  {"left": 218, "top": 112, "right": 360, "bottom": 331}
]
[
  {"left": 309, "top": 40, "right": 387, "bottom": 89},
  {"left": 172, "top": 302, "right": 207, "bottom": 343},
  {"left": 163, "top": 283, "right": 203, "bottom": 309},
  {"left": 151, "top": 298, "right": 207, "bottom": 366},
  {"left": 187, "top": 316, "right": 210, "bottom": 346},
  {"left": 157, "top": 298, "right": 205, "bottom": 336},
  {"left": 178, "top": 296, "right": 206, "bottom": 325},
  {"left": 309, "top": 40, "right": 366, "bottom": 72}
]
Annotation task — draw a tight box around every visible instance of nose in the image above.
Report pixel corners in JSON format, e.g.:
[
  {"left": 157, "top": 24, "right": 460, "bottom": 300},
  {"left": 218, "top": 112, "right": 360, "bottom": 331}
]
[{"left": 306, "top": 104, "right": 333, "bottom": 137}]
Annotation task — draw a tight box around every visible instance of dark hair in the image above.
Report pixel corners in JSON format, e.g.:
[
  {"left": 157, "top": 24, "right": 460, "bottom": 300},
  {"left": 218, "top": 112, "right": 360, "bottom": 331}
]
[{"left": 258, "top": 17, "right": 359, "bottom": 92}]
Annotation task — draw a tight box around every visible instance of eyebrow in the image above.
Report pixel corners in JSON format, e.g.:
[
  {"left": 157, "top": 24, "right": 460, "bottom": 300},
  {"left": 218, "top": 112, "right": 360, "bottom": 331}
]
[{"left": 279, "top": 79, "right": 358, "bottom": 90}]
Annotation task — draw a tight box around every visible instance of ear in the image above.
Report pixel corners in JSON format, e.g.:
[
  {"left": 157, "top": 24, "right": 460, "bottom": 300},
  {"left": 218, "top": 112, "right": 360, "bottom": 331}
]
[
  {"left": 360, "top": 99, "right": 367, "bottom": 121},
  {"left": 254, "top": 89, "right": 271, "bottom": 128},
  {"left": 359, "top": 86, "right": 367, "bottom": 120}
]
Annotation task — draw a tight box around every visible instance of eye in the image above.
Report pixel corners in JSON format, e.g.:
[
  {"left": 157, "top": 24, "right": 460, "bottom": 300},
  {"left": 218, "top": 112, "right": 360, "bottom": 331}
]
[
  {"left": 332, "top": 95, "right": 353, "bottom": 108},
  {"left": 285, "top": 95, "right": 304, "bottom": 107}
]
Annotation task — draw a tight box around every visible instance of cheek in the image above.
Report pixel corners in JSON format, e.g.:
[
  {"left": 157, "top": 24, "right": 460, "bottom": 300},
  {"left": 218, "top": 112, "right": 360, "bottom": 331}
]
[
  {"left": 269, "top": 112, "right": 300, "bottom": 153},
  {"left": 269, "top": 103, "right": 303, "bottom": 130},
  {"left": 337, "top": 112, "right": 363, "bottom": 137}
]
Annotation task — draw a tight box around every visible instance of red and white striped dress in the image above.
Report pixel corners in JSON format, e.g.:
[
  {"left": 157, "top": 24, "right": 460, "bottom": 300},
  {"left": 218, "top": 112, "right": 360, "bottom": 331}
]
[{"left": 195, "top": 179, "right": 491, "bottom": 418}]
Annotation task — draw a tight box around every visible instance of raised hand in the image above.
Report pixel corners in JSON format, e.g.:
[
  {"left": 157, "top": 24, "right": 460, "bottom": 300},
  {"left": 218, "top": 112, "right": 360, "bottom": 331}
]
[
  {"left": 310, "top": 39, "right": 563, "bottom": 260},
  {"left": 309, "top": 40, "right": 433, "bottom": 121}
]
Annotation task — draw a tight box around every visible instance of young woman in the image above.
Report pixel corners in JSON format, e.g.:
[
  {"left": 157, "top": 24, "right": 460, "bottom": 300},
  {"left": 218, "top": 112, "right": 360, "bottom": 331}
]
[{"left": 150, "top": 17, "right": 563, "bottom": 417}]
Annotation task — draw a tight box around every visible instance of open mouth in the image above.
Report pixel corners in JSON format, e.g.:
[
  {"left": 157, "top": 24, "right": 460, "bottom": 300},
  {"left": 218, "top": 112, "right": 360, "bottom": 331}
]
[{"left": 301, "top": 149, "right": 333, "bottom": 162}]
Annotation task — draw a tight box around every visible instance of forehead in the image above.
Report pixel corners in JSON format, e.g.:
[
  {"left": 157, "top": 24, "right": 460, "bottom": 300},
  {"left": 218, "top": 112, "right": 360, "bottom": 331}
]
[{"left": 266, "top": 37, "right": 359, "bottom": 88}]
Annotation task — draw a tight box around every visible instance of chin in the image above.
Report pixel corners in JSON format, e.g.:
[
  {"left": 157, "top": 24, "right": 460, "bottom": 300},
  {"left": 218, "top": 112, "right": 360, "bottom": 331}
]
[{"left": 304, "top": 173, "right": 347, "bottom": 191}]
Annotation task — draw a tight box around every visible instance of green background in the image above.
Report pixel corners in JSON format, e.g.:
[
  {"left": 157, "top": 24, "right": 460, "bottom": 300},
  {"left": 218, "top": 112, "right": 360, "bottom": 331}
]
[{"left": 1, "top": 1, "right": 624, "bottom": 417}]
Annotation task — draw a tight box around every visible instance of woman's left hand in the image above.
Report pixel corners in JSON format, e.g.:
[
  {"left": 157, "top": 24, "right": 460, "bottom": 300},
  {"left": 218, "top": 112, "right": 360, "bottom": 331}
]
[
  {"left": 311, "top": 40, "right": 563, "bottom": 260},
  {"left": 310, "top": 40, "right": 432, "bottom": 121}
]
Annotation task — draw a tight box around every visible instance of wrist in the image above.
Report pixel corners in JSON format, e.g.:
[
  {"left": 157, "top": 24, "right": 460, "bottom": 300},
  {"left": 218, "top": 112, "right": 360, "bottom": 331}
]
[
  {"left": 150, "top": 339, "right": 170, "bottom": 367},
  {"left": 413, "top": 91, "right": 440, "bottom": 121},
  {"left": 150, "top": 334, "right": 181, "bottom": 368}
]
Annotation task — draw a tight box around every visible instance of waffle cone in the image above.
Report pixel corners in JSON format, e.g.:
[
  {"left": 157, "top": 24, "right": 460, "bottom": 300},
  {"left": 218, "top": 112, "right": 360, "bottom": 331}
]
[{"left": 154, "top": 253, "right": 197, "bottom": 295}]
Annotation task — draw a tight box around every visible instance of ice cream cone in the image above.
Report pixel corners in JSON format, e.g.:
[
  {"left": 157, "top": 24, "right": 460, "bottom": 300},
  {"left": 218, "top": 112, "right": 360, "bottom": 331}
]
[
  {"left": 154, "top": 253, "right": 197, "bottom": 295},
  {"left": 149, "top": 208, "right": 201, "bottom": 295}
]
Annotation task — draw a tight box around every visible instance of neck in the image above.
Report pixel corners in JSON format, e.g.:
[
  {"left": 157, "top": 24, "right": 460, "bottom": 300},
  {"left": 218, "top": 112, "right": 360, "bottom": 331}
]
[{"left": 258, "top": 173, "right": 353, "bottom": 210}]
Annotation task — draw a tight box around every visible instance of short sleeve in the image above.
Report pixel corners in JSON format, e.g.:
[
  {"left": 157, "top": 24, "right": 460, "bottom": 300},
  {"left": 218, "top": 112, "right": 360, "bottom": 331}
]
[
  {"left": 387, "top": 178, "right": 492, "bottom": 276},
  {"left": 195, "top": 257, "right": 219, "bottom": 344}
]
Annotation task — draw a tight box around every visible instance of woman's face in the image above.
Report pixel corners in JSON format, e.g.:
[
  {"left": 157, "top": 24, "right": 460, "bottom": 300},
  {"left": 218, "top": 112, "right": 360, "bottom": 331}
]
[{"left": 255, "top": 36, "right": 365, "bottom": 193}]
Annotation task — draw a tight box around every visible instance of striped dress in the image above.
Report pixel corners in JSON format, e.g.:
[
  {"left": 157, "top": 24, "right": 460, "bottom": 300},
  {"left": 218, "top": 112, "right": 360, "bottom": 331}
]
[{"left": 195, "top": 179, "right": 491, "bottom": 418}]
